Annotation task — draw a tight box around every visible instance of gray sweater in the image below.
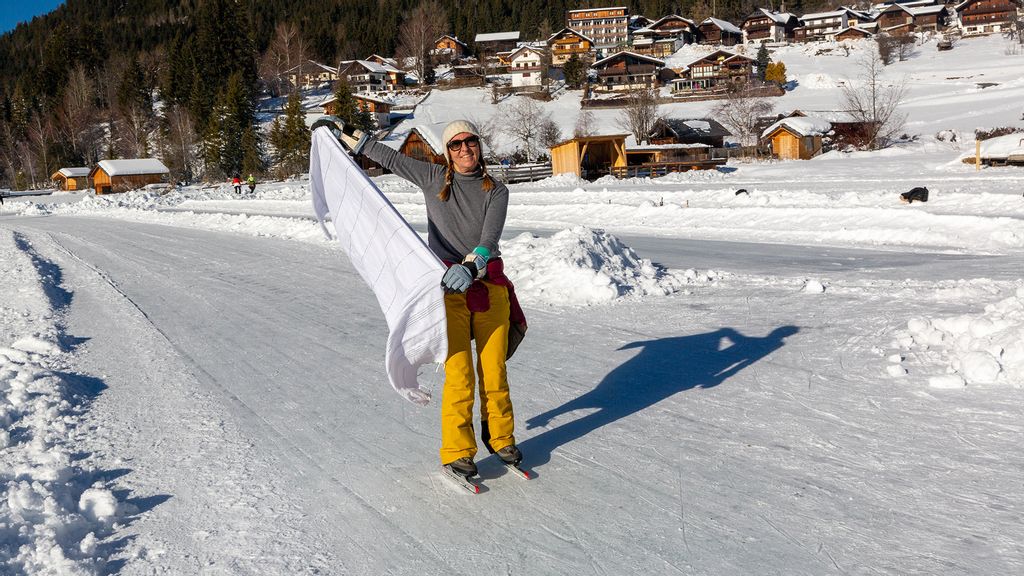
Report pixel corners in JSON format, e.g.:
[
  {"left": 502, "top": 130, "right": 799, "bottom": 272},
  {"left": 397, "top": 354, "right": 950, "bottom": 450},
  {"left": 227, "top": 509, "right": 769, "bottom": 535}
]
[{"left": 364, "top": 141, "right": 509, "bottom": 263}]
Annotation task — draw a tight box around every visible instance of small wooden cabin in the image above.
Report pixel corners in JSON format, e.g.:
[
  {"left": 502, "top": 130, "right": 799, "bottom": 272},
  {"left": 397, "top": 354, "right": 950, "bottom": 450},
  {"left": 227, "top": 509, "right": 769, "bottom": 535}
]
[
  {"left": 434, "top": 36, "right": 470, "bottom": 60},
  {"left": 398, "top": 125, "right": 447, "bottom": 165},
  {"left": 833, "top": 27, "right": 874, "bottom": 41},
  {"left": 51, "top": 167, "right": 91, "bottom": 191},
  {"left": 550, "top": 134, "right": 629, "bottom": 179},
  {"left": 761, "top": 117, "right": 831, "bottom": 160},
  {"left": 89, "top": 159, "right": 170, "bottom": 194}
]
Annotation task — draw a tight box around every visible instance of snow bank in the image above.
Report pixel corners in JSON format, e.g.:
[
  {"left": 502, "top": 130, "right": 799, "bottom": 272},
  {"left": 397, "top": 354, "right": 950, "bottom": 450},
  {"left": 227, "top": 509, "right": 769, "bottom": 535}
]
[
  {"left": 501, "top": 226, "right": 719, "bottom": 306},
  {"left": 0, "top": 231, "right": 121, "bottom": 574},
  {"left": 891, "top": 286, "right": 1024, "bottom": 388}
]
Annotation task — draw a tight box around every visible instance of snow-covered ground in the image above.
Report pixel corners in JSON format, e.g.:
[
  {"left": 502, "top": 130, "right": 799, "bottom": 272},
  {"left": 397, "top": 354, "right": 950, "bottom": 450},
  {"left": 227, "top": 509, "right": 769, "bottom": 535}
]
[{"left": 1, "top": 34, "right": 1024, "bottom": 574}]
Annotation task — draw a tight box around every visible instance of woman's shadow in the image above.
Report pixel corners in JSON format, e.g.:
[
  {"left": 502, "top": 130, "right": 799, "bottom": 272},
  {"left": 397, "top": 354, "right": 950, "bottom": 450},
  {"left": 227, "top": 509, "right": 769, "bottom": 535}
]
[{"left": 518, "top": 326, "right": 799, "bottom": 468}]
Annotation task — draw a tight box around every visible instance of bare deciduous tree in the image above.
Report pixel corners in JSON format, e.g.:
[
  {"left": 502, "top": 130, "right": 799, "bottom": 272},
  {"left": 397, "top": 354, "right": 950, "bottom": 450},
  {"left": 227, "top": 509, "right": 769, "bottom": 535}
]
[
  {"left": 618, "top": 88, "right": 661, "bottom": 145},
  {"left": 502, "top": 96, "right": 549, "bottom": 161},
  {"left": 260, "top": 22, "right": 306, "bottom": 96},
  {"left": 574, "top": 108, "right": 596, "bottom": 138},
  {"left": 57, "top": 65, "right": 102, "bottom": 163},
  {"left": 395, "top": 0, "right": 448, "bottom": 87},
  {"left": 539, "top": 118, "right": 562, "bottom": 151},
  {"left": 161, "top": 104, "right": 198, "bottom": 183},
  {"left": 711, "top": 84, "right": 774, "bottom": 147},
  {"left": 896, "top": 34, "right": 916, "bottom": 62},
  {"left": 841, "top": 51, "right": 908, "bottom": 150}
]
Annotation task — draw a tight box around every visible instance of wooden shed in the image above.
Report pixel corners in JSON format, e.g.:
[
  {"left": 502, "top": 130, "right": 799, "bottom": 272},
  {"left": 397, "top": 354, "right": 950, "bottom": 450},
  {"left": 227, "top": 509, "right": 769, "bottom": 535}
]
[
  {"left": 89, "top": 159, "right": 170, "bottom": 194},
  {"left": 51, "top": 167, "right": 91, "bottom": 191},
  {"left": 398, "top": 125, "right": 448, "bottom": 165},
  {"left": 761, "top": 117, "right": 831, "bottom": 160},
  {"left": 550, "top": 134, "right": 629, "bottom": 179}
]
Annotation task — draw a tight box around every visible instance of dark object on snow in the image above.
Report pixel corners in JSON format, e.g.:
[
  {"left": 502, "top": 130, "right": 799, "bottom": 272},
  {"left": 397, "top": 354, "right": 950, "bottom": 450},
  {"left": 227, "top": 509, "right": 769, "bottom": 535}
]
[
  {"left": 900, "top": 187, "right": 929, "bottom": 204},
  {"left": 735, "top": 188, "right": 748, "bottom": 196}
]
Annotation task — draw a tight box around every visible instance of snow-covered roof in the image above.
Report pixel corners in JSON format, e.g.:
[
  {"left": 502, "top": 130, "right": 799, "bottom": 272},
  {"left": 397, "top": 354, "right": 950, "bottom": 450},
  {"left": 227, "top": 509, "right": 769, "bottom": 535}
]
[
  {"left": 645, "top": 14, "right": 697, "bottom": 31},
  {"left": 592, "top": 51, "right": 665, "bottom": 68},
  {"left": 95, "top": 159, "right": 170, "bottom": 177},
  {"left": 801, "top": 10, "right": 847, "bottom": 20},
  {"left": 355, "top": 60, "right": 388, "bottom": 73},
  {"left": 972, "top": 133, "right": 1024, "bottom": 160},
  {"left": 475, "top": 31, "right": 520, "bottom": 43},
  {"left": 762, "top": 117, "right": 833, "bottom": 138},
  {"left": 57, "top": 167, "right": 90, "bottom": 178},
  {"left": 508, "top": 45, "right": 544, "bottom": 60},
  {"left": 684, "top": 50, "right": 750, "bottom": 68},
  {"left": 547, "top": 27, "right": 594, "bottom": 45},
  {"left": 756, "top": 9, "right": 796, "bottom": 24},
  {"left": 701, "top": 17, "right": 742, "bottom": 34},
  {"left": 907, "top": 5, "right": 946, "bottom": 16},
  {"left": 830, "top": 26, "right": 874, "bottom": 37}
]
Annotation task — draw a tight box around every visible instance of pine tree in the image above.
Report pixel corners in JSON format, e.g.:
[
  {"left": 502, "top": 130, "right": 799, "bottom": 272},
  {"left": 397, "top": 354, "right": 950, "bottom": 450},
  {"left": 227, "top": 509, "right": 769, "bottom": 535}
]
[
  {"left": 755, "top": 44, "right": 770, "bottom": 83},
  {"left": 270, "top": 91, "right": 310, "bottom": 177},
  {"left": 563, "top": 54, "right": 587, "bottom": 89}
]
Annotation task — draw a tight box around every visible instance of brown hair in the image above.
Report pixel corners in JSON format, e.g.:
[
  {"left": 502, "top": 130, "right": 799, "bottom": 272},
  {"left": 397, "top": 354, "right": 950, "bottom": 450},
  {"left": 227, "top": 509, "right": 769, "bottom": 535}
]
[{"left": 437, "top": 162, "right": 496, "bottom": 201}]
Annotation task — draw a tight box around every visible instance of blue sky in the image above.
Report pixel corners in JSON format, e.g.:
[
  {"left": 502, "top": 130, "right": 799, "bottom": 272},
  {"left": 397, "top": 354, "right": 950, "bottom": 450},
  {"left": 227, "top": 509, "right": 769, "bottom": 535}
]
[{"left": 0, "top": 0, "right": 64, "bottom": 35}]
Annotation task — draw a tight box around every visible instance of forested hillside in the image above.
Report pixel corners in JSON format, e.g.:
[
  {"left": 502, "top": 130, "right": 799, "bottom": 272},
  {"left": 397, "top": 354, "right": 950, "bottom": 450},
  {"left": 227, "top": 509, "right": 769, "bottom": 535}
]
[{"left": 0, "top": 0, "right": 839, "bottom": 189}]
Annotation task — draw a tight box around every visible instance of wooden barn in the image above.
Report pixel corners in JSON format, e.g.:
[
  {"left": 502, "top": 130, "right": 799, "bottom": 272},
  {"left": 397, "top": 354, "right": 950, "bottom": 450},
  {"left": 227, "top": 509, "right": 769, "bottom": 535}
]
[
  {"left": 550, "top": 134, "right": 629, "bottom": 179},
  {"left": 761, "top": 117, "right": 832, "bottom": 160},
  {"left": 51, "top": 167, "right": 91, "bottom": 191},
  {"left": 89, "top": 159, "right": 170, "bottom": 194}
]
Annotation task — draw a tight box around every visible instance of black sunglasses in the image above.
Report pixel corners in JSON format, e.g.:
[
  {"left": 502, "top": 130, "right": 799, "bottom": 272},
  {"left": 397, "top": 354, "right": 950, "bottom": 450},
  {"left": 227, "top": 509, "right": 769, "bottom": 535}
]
[{"left": 447, "top": 135, "right": 480, "bottom": 151}]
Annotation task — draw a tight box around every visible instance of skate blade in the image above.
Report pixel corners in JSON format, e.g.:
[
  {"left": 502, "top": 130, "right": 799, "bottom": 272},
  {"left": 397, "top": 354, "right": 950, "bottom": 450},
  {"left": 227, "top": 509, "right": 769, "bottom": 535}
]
[
  {"left": 441, "top": 465, "right": 481, "bottom": 494},
  {"left": 503, "top": 462, "right": 532, "bottom": 480}
]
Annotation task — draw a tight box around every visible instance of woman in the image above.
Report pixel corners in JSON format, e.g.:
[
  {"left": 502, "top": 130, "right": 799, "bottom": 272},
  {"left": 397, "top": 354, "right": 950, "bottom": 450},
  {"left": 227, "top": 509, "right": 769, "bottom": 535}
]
[{"left": 362, "top": 120, "right": 523, "bottom": 478}]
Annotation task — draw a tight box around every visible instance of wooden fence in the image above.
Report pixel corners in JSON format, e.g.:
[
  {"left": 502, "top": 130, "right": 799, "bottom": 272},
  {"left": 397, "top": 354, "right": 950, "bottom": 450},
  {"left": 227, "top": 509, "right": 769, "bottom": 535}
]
[
  {"left": 610, "top": 159, "right": 728, "bottom": 179},
  {"left": 492, "top": 162, "right": 553, "bottom": 183}
]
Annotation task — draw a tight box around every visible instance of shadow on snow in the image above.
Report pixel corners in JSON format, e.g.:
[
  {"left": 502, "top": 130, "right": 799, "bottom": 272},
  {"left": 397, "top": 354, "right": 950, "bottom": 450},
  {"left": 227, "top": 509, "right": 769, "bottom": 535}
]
[{"left": 518, "top": 326, "right": 799, "bottom": 468}]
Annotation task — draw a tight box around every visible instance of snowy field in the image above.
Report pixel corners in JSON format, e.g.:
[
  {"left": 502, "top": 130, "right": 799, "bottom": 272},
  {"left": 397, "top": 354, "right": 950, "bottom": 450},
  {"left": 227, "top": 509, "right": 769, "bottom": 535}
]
[{"left": 2, "top": 34, "right": 1024, "bottom": 574}]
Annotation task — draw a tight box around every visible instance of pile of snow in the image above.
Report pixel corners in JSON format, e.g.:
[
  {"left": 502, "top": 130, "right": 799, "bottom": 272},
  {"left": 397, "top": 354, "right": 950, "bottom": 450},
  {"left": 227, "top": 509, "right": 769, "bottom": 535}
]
[
  {"left": 501, "top": 226, "right": 719, "bottom": 306},
  {"left": 0, "top": 231, "right": 122, "bottom": 574},
  {"left": 960, "top": 132, "right": 1024, "bottom": 161},
  {"left": 890, "top": 286, "right": 1024, "bottom": 388}
]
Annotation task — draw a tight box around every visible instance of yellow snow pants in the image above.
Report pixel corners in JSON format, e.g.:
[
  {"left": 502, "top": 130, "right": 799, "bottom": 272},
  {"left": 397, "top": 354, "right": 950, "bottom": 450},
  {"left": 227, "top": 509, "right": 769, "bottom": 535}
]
[{"left": 440, "top": 281, "right": 515, "bottom": 464}]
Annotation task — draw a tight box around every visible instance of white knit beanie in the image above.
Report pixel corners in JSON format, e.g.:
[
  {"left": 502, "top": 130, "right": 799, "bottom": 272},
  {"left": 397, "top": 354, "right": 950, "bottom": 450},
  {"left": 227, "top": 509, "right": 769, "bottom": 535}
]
[{"left": 441, "top": 120, "right": 482, "bottom": 163}]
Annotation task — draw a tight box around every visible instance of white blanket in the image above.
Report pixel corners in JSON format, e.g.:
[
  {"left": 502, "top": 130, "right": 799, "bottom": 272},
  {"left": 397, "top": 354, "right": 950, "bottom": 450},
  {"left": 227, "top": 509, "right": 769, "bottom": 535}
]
[{"left": 309, "top": 128, "right": 447, "bottom": 405}]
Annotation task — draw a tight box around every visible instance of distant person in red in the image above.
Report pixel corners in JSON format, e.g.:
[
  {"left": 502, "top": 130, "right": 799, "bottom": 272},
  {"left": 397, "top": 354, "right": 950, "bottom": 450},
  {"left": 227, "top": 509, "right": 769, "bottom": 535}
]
[{"left": 231, "top": 174, "right": 242, "bottom": 194}]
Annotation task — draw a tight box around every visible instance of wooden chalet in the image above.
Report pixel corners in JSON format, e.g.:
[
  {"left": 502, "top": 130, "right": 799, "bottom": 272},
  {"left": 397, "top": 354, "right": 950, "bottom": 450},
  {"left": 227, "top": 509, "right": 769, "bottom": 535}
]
[
  {"left": 591, "top": 51, "right": 665, "bottom": 92},
  {"left": 907, "top": 5, "right": 950, "bottom": 32},
  {"left": 742, "top": 9, "right": 799, "bottom": 44},
  {"left": 698, "top": 17, "right": 743, "bottom": 46},
  {"left": 550, "top": 134, "right": 629, "bottom": 179},
  {"left": 363, "top": 55, "right": 407, "bottom": 89},
  {"left": 434, "top": 35, "right": 470, "bottom": 59},
  {"left": 474, "top": 31, "right": 521, "bottom": 55},
  {"left": 955, "top": 0, "right": 1022, "bottom": 36},
  {"left": 89, "top": 159, "right": 169, "bottom": 194},
  {"left": 626, "top": 118, "right": 731, "bottom": 165},
  {"left": 629, "top": 15, "right": 656, "bottom": 31},
  {"left": 548, "top": 28, "right": 595, "bottom": 66},
  {"left": 761, "top": 117, "right": 832, "bottom": 160},
  {"left": 51, "top": 167, "right": 91, "bottom": 191},
  {"left": 284, "top": 60, "right": 338, "bottom": 89},
  {"left": 670, "top": 50, "right": 757, "bottom": 93},
  {"left": 631, "top": 15, "right": 698, "bottom": 57},
  {"left": 337, "top": 60, "right": 390, "bottom": 92},
  {"left": 793, "top": 8, "right": 872, "bottom": 42},
  {"left": 832, "top": 26, "right": 875, "bottom": 41},
  {"left": 319, "top": 94, "right": 394, "bottom": 128},
  {"left": 508, "top": 46, "right": 545, "bottom": 90}
]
